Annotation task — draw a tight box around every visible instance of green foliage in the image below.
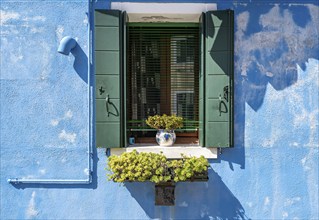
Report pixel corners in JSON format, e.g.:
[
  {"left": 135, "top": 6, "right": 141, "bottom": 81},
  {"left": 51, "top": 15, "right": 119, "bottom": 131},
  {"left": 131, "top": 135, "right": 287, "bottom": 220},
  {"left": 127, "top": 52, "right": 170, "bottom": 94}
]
[
  {"left": 168, "top": 154, "right": 209, "bottom": 182},
  {"left": 146, "top": 114, "right": 183, "bottom": 130},
  {"left": 107, "top": 150, "right": 209, "bottom": 183}
]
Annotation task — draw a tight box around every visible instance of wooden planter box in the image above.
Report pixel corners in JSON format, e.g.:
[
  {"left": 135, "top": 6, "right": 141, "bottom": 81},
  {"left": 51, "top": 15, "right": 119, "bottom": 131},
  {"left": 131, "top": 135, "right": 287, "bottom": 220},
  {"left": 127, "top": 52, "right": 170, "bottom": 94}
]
[
  {"left": 155, "top": 171, "right": 209, "bottom": 206},
  {"left": 115, "top": 171, "right": 208, "bottom": 206},
  {"left": 187, "top": 170, "right": 209, "bottom": 182},
  {"left": 109, "top": 150, "right": 210, "bottom": 206},
  {"left": 155, "top": 182, "right": 176, "bottom": 206}
]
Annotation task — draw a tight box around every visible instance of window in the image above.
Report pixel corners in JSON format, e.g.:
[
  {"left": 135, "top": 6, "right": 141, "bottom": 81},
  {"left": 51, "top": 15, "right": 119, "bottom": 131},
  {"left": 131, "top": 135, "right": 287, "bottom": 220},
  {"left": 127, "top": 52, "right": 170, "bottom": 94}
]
[
  {"left": 127, "top": 25, "right": 199, "bottom": 144},
  {"left": 94, "top": 9, "right": 234, "bottom": 148}
]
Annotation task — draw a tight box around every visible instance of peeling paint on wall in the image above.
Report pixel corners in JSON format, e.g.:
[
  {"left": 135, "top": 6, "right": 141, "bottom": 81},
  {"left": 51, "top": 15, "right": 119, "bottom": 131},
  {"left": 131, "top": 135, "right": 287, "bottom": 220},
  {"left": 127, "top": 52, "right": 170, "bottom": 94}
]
[
  {"left": 26, "top": 192, "right": 39, "bottom": 218},
  {"left": 58, "top": 130, "right": 77, "bottom": 144},
  {"left": 0, "top": 10, "right": 20, "bottom": 25},
  {"left": 236, "top": 4, "right": 319, "bottom": 111}
]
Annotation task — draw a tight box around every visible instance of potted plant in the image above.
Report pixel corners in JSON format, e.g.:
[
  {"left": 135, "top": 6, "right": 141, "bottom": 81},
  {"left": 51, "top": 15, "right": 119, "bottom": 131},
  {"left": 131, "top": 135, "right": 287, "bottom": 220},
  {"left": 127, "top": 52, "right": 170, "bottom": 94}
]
[
  {"left": 107, "top": 150, "right": 209, "bottom": 184},
  {"left": 107, "top": 150, "right": 172, "bottom": 183},
  {"left": 145, "top": 114, "right": 183, "bottom": 146},
  {"left": 107, "top": 150, "right": 209, "bottom": 206}
]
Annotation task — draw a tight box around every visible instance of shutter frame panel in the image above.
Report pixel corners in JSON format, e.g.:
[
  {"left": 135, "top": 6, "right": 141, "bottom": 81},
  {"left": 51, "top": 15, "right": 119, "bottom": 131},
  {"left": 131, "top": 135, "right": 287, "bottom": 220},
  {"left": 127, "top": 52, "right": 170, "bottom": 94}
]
[
  {"left": 199, "top": 12, "right": 205, "bottom": 147},
  {"left": 204, "top": 10, "right": 234, "bottom": 148},
  {"left": 95, "top": 51, "right": 120, "bottom": 74},
  {"left": 121, "top": 11, "right": 128, "bottom": 147},
  {"left": 95, "top": 10, "right": 124, "bottom": 148},
  {"left": 95, "top": 27, "right": 119, "bottom": 50}
]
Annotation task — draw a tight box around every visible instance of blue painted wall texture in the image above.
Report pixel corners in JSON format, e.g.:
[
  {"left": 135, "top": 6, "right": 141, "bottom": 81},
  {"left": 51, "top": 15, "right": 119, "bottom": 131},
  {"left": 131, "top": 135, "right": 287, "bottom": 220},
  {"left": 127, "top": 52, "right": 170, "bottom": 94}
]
[{"left": 1, "top": 0, "right": 318, "bottom": 219}]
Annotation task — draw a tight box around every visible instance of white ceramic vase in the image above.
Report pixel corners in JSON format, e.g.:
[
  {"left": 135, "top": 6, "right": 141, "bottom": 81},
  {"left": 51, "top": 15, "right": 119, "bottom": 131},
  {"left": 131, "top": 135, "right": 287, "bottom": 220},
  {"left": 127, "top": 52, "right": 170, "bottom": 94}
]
[{"left": 156, "top": 129, "right": 176, "bottom": 146}]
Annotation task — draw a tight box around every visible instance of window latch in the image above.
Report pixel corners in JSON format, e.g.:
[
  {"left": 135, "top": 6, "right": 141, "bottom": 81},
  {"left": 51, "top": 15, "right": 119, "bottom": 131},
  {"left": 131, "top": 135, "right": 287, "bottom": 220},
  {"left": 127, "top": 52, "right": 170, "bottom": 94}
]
[
  {"left": 219, "top": 94, "right": 228, "bottom": 116},
  {"left": 105, "top": 94, "right": 110, "bottom": 117},
  {"left": 219, "top": 95, "right": 222, "bottom": 116},
  {"left": 223, "top": 86, "right": 229, "bottom": 102}
]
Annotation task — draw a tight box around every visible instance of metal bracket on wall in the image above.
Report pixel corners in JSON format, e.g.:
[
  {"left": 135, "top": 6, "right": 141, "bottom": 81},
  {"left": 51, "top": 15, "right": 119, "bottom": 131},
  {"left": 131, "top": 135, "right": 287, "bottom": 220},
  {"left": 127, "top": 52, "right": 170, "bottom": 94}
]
[
  {"left": 106, "top": 148, "right": 111, "bottom": 156},
  {"left": 155, "top": 183, "right": 175, "bottom": 206}
]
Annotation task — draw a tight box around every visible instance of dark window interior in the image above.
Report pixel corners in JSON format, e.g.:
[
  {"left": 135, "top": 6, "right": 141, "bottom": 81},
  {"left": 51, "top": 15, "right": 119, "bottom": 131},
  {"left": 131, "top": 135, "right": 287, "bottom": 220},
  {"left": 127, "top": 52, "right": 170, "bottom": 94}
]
[{"left": 127, "top": 25, "right": 200, "bottom": 144}]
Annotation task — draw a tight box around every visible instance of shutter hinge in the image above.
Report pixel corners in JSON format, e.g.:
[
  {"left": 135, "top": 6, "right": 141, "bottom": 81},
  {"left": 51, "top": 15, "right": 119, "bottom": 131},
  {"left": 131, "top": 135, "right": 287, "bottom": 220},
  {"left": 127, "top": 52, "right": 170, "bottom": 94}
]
[{"left": 106, "top": 148, "right": 111, "bottom": 156}]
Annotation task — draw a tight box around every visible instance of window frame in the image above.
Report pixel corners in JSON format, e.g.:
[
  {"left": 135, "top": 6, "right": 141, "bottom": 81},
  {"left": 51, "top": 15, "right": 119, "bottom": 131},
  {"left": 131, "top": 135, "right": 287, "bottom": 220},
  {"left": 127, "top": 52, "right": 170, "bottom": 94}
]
[
  {"left": 125, "top": 23, "right": 201, "bottom": 144},
  {"left": 94, "top": 9, "right": 234, "bottom": 155}
]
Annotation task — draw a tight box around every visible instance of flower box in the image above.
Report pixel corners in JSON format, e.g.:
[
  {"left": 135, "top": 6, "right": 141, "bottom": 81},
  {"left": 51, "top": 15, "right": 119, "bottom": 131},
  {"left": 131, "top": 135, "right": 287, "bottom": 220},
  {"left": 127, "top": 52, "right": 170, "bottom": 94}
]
[{"left": 107, "top": 150, "right": 209, "bottom": 205}]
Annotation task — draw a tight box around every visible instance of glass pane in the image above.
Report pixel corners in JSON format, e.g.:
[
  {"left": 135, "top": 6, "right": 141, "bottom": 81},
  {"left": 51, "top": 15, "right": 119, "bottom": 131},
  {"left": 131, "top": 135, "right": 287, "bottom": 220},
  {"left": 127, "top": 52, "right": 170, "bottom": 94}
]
[{"left": 127, "top": 26, "right": 200, "bottom": 143}]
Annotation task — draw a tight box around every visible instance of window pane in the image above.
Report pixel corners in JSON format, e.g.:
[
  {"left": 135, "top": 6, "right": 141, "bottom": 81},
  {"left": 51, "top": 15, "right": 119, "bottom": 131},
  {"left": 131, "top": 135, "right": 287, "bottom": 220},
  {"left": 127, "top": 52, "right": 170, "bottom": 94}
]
[{"left": 127, "top": 26, "right": 199, "bottom": 142}]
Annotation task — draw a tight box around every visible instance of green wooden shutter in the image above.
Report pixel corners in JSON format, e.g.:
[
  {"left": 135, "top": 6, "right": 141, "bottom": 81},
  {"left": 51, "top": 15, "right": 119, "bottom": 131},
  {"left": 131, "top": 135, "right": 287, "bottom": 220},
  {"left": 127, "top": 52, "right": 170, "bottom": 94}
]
[
  {"left": 204, "top": 10, "right": 234, "bottom": 148},
  {"left": 95, "top": 10, "right": 125, "bottom": 148}
]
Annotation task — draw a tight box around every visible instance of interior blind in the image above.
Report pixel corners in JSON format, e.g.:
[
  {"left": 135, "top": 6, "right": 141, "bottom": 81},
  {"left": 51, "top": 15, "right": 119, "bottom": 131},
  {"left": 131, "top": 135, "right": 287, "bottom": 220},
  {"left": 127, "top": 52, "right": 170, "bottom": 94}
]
[{"left": 127, "top": 25, "right": 200, "bottom": 135}]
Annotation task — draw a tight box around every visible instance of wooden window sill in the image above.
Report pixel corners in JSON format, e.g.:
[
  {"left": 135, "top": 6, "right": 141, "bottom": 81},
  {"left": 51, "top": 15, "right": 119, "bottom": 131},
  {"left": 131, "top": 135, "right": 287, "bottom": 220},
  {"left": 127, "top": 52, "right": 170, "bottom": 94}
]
[{"left": 110, "top": 145, "right": 217, "bottom": 159}]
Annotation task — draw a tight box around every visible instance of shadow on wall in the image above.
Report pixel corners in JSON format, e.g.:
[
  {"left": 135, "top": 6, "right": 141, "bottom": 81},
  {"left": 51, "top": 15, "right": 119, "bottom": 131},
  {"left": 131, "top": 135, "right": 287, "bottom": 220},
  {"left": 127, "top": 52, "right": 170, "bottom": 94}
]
[
  {"left": 125, "top": 169, "right": 250, "bottom": 219},
  {"left": 211, "top": 3, "right": 318, "bottom": 170},
  {"left": 72, "top": 44, "right": 89, "bottom": 83},
  {"left": 235, "top": 4, "right": 318, "bottom": 111}
]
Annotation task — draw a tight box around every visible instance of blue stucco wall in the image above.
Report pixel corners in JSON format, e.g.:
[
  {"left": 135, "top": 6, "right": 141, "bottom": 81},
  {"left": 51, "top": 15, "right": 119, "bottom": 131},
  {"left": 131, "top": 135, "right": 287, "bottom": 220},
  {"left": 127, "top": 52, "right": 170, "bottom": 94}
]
[{"left": 1, "top": 0, "right": 318, "bottom": 219}]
